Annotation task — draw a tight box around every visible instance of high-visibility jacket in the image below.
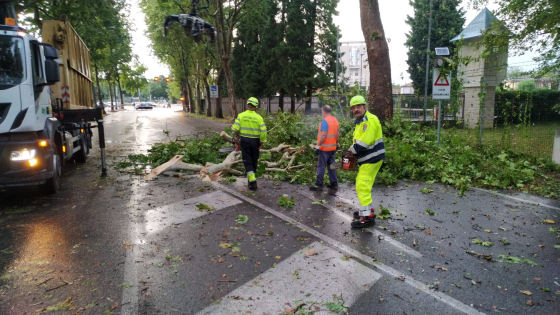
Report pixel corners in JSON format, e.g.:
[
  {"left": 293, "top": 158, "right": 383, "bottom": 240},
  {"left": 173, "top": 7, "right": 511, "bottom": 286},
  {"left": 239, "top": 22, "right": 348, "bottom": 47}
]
[
  {"left": 232, "top": 110, "right": 267, "bottom": 142},
  {"left": 349, "top": 111, "right": 385, "bottom": 165},
  {"left": 317, "top": 114, "right": 339, "bottom": 151}
]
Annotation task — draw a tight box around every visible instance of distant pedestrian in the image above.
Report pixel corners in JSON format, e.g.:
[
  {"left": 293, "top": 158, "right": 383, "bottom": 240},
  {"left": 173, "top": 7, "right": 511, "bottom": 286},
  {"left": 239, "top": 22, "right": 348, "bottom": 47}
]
[
  {"left": 347, "top": 95, "right": 385, "bottom": 229},
  {"left": 310, "top": 105, "right": 339, "bottom": 195},
  {"left": 231, "top": 97, "right": 267, "bottom": 191}
]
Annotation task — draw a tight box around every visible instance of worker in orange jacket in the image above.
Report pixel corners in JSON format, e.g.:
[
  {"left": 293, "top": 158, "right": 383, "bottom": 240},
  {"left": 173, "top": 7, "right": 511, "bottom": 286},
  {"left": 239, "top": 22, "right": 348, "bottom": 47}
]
[{"left": 310, "top": 105, "right": 339, "bottom": 195}]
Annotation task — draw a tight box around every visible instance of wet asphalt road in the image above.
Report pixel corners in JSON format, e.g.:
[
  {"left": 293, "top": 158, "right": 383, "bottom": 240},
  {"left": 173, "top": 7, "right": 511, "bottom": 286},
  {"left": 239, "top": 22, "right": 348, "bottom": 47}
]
[{"left": 0, "top": 105, "right": 559, "bottom": 314}]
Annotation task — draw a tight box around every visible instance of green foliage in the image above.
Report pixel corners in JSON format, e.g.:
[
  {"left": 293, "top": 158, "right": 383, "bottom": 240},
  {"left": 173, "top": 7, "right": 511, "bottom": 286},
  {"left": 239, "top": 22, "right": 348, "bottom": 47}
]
[
  {"left": 495, "top": 88, "right": 560, "bottom": 125},
  {"left": 425, "top": 208, "right": 435, "bottom": 216},
  {"left": 277, "top": 194, "right": 295, "bottom": 208},
  {"left": 324, "top": 295, "right": 349, "bottom": 314},
  {"left": 472, "top": 238, "right": 493, "bottom": 247},
  {"left": 517, "top": 79, "right": 537, "bottom": 91},
  {"left": 472, "top": 0, "right": 560, "bottom": 75},
  {"left": 497, "top": 254, "right": 537, "bottom": 266},
  {"left": 196, "top": 203, "right": 215, "bottom": 212},
  {"left": 235, "top": 215, "right": 249, "bottom": 224},
  {"left": 377, "top": 205, "right": 391, "bottom": 219}
]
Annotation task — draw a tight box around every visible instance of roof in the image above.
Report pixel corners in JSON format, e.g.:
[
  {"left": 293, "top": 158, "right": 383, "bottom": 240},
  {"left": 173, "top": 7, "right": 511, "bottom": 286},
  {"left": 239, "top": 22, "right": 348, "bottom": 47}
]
[{"left": 450, "top": 8, "right": 497, "bottom": 42}]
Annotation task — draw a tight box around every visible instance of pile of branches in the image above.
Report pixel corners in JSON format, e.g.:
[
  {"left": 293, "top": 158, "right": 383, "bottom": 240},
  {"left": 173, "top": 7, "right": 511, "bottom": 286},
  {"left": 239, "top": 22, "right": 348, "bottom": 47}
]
[{"left": 141, "top": 131, "right": 314, "bottom": 182}]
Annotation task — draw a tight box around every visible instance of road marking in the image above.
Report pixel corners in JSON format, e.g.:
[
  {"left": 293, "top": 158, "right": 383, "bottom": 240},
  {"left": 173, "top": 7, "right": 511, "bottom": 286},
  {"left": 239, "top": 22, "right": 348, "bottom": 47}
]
[
  {"left": 121, "top": 188, "right": 241, "bottom": 314},
  {"left": 213, "top": 182, "right": 485, "bottom": 315},
  {"left": 144, "top": 190, "right": 243, "bottom": 234},
  {"left": 121, "top": 180, "right": 142, "bottom": 315},
  {"left": 197, "top": 241, "right": 382, "bottom": 314},
  {"left": 299, "top": 189, "right": 422, "bottom": 258},
  {"left": 472, "top": 187, "right": 560, "bottom": 211}
]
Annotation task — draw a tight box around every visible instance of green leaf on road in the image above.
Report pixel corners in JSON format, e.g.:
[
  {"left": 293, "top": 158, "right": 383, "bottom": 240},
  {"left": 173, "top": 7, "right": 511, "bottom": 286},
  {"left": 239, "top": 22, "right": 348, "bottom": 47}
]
[
  {"left": 497, "top": 255, "right": 537, "bottom": 266},
  {"left": 421, "top": 187, "right": 434, "bottom": 194},
  {"left": 196, "top": 203, "right": 215, "bottom": 211},
  {"left": 425, "top": 208, "right": 435, "bottom": 216},
  {"left": 472, "top": 238, "right": 493, "bottom": 247},
  {"left": 235, "top": 215, "right": 249, "bottom": 224}
]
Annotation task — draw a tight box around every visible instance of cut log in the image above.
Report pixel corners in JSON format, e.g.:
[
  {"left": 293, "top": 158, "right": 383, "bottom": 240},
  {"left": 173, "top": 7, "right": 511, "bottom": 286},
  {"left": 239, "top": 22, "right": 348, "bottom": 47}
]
[{"left": 144, "top": 155, "right": 184, "bottom": 180}]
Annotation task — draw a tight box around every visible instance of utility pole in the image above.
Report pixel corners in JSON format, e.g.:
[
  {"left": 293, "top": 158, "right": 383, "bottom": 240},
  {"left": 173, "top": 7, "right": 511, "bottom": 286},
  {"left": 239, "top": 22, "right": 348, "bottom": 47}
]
[{"left": 423, "top": 0, "right": 433, "bottom": 122}]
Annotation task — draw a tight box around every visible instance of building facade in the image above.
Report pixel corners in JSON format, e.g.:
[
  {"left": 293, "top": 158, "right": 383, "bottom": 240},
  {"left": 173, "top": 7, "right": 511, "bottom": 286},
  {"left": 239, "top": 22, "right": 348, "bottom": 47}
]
[{"left": 339, "top": 41, "right": 370, "bottom": 88}]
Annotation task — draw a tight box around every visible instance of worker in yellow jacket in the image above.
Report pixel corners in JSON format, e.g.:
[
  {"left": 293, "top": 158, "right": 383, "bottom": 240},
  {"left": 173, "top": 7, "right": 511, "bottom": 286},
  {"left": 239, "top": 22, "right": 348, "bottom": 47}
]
[
  {"left": 232, "top": 97, "right": 267, "bottom": 190},
  {"left": 347, "top": 95, "right": 385, "bottom": 228}
]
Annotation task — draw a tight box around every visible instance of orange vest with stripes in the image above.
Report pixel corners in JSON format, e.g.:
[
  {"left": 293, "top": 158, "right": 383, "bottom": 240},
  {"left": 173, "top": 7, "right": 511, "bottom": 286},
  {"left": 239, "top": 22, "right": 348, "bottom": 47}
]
[{"left": 317, "top": 115, "right": 339, "bottom": 151}]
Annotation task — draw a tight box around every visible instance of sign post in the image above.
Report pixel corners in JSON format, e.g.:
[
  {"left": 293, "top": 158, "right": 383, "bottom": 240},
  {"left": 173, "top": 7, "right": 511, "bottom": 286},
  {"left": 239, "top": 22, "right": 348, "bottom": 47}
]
[
  {"left": 432, "top": 68, "right": 450, "bottom": 145},
  {"left": 210, "top": 85, "right": 218, "bottom": 99}
]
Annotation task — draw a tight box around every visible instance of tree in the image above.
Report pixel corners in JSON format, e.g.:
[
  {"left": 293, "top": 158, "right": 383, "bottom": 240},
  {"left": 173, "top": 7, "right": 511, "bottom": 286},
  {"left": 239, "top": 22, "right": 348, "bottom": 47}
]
[
  {"left": 405, "top": 0, "right": 465, "bottom": 96},
  {"left": 470, "top": 0, "right": 559, "bottom": 78},
  {"left": 359, "top": 0, "right": 393, "bottom": 120},
  {"left": 215, "top": 0, "right": 247, "bottom": 118}
]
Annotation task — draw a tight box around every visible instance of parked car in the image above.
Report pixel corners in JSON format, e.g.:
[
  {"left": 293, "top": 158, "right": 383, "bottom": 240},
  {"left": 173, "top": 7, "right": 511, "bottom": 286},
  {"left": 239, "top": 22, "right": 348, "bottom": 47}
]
[{"left": 135, "top": 102, "right": 154, "bottom": 110}]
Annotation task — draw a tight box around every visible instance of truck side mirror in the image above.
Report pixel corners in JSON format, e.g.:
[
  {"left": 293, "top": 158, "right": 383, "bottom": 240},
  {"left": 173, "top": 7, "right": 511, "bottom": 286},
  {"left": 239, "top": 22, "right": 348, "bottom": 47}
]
[
  {"left": 42, "top": 44, "right": 59, "bottom": 59},
  {"left": 45, "top": 59, "right": 59, "bottom": 84},
  {"left": 41, "top": 44, "right": 60, "bottom": 85}
]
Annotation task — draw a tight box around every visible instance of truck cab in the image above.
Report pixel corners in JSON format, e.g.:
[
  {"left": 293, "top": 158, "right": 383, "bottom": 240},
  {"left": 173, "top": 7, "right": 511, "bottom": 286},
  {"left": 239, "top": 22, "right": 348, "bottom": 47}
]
[
  {"left": 1, "top": 20, "right": 63, "bottom": 192},
  {"left": 1, "top": 3, "right": 105, "bottom": 194}
]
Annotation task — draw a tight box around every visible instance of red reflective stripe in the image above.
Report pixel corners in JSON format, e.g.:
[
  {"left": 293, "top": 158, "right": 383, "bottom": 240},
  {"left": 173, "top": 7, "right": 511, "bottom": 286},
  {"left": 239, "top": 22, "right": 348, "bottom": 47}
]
[{"left": 318, "top": 115, "right": 339, "bottom": 151}]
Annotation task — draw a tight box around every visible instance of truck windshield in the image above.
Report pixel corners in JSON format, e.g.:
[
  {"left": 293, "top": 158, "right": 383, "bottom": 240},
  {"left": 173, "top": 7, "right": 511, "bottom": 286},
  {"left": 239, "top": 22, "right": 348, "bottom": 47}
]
[{"left": 0, "top": 35, "right": 25, "bottom": 89}]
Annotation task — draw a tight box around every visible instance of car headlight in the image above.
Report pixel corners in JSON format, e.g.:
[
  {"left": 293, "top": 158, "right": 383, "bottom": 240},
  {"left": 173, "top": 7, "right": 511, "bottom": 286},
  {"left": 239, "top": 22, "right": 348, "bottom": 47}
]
[{"left": 10, "top": 149, "right": 37, "bottom": 161}]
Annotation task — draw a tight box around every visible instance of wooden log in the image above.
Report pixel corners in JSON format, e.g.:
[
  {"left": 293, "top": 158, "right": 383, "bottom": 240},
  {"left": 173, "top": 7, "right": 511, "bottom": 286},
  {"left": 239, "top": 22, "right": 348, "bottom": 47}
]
[{"left": 144, "top": 155, "right": 184, "bottom": 180}]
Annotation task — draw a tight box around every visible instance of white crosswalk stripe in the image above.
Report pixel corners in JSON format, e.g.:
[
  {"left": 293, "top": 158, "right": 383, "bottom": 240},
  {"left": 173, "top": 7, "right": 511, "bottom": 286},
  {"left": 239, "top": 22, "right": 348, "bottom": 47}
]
[
  {"left": 144, "top": 190, "right": 243, "bottom": 234},
  {"left": 197, "top": 241, "right": 382, "bottom": 315}
]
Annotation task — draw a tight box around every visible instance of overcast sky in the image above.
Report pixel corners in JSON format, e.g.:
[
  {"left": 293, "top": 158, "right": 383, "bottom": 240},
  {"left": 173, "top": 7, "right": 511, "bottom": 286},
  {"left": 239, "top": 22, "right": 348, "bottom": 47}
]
[{"left": 129, "top": 0, "right": 536, "bottom": 84}]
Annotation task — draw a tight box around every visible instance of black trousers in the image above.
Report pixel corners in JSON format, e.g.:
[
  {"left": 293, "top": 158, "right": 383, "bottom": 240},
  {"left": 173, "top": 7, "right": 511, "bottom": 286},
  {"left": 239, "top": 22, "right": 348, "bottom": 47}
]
[{"left": 240, "top": 137, "right": 260, "bottom": 175}]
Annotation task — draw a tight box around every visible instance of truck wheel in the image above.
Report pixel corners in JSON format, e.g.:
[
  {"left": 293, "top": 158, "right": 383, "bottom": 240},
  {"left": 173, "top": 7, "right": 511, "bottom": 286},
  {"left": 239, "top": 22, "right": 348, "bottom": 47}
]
[
  {"left": 75, "top": 135, "right": 88, "bottom": 163},
  {"left": 43, "top": 154, "right": 61, "bottom": 194}
]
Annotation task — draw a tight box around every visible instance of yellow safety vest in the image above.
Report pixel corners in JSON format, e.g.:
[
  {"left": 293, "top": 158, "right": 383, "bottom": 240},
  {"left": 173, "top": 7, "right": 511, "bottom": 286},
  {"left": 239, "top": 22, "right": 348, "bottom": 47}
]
[
  {"left": 232, "top": 110, "right": 267, "bottom": 142},
  {"left": 350, "top": 111, "right": 385, "bottom": 164}
]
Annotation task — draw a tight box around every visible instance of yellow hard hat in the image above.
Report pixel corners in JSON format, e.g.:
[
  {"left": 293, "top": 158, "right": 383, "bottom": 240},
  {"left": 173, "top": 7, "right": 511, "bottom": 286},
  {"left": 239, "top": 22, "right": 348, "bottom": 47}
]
[
  {"left": 350, "top": 95, "right": 366, "bottom": 107},
  {"left": 247, "top": 97, "right": 259, "bottom": 107}
]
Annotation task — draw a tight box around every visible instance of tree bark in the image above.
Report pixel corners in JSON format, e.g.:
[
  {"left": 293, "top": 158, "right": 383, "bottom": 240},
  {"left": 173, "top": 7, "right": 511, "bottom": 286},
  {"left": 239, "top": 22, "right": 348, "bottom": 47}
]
[
  {"left": 278, "top": 91, "right": 284, "bottom": 112},
  {"left": 181, "top": 82, "right": 188, "bottom": 112},
  {"left": 215, "top": 68, "right": 224, "bottom": 118},
  {"left": 290, "top": 95, "right": 295, "bottom": 113},
  {"left": 360, "top": 0, "right": 393, "bottom": 120},
  {"left": 94, "top": 64, "right": 104, "bottom": 112},
  {"left": 187, "top": 80, "right": 195, "bottom": 113},
  {"left": 116, "top": 69, "right": 124, "bottom": 109},
  {"left": 205, "top": 74, "right": 212, "bottom": 117}
]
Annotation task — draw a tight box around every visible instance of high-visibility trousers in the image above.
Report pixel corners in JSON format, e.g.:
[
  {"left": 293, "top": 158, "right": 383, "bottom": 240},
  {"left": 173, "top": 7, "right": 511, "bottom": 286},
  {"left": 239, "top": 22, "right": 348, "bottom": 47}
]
[{"left": 355, "top": 160, "right": 383, "bottom": 207}]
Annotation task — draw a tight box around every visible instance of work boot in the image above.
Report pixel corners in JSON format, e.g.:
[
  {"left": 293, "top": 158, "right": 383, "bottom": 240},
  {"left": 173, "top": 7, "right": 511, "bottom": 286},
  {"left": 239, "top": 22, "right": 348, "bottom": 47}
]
[
  {"left": 351, "top": 213, "right": 375, "bottom": 228},
  {"left": 327, "top": 183, "right": 338, "bottom": 195},
  {"left": 309, "top": 184, "right": 323, "bottom": 191},
  {"left": 248, "top": 180, "right": 258, "bottom": 191}
]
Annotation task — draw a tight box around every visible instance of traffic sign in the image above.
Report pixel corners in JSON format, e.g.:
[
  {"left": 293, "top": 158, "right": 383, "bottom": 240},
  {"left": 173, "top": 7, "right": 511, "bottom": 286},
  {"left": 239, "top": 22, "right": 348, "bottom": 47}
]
[
  {"left": 432, "top": 68, "right": 450, "bottom": 100},
  {"left": 210, "top": 85, "right": 218, "bottom": 98}
]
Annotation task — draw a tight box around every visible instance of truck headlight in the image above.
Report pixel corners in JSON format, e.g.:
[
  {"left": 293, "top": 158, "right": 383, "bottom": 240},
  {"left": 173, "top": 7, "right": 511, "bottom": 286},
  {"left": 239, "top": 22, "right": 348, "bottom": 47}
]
[{"left": 10, "top": 149, "right": 37, "bottom": 161}]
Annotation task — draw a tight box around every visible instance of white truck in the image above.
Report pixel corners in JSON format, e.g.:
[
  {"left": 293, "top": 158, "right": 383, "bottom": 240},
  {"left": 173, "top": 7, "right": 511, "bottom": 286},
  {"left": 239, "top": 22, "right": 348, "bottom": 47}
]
[{"left": 0, "top": 1, "right": 106, "bottom": 193}]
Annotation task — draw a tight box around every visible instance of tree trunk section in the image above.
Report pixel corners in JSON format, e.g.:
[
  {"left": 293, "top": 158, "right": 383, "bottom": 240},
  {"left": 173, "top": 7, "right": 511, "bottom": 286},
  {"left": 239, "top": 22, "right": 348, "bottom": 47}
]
[
  {"left": 279, "top": 91, "right": 284, "bottom": 112},
  {"left": 359, "top": 0, "right": 393, "bottom": 120},
  {"left": 215, "top": 68, "right": 224, "bottom": 118},
  {"left": 290, "top": 95, "right": 295, "bottom": 113}
]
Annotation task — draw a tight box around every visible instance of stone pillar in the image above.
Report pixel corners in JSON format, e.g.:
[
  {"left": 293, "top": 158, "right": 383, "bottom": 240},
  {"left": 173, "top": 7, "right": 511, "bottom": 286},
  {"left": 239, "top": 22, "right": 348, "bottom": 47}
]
[{"left": 553, "top": 128, "right": 560, "bottom": 165}]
